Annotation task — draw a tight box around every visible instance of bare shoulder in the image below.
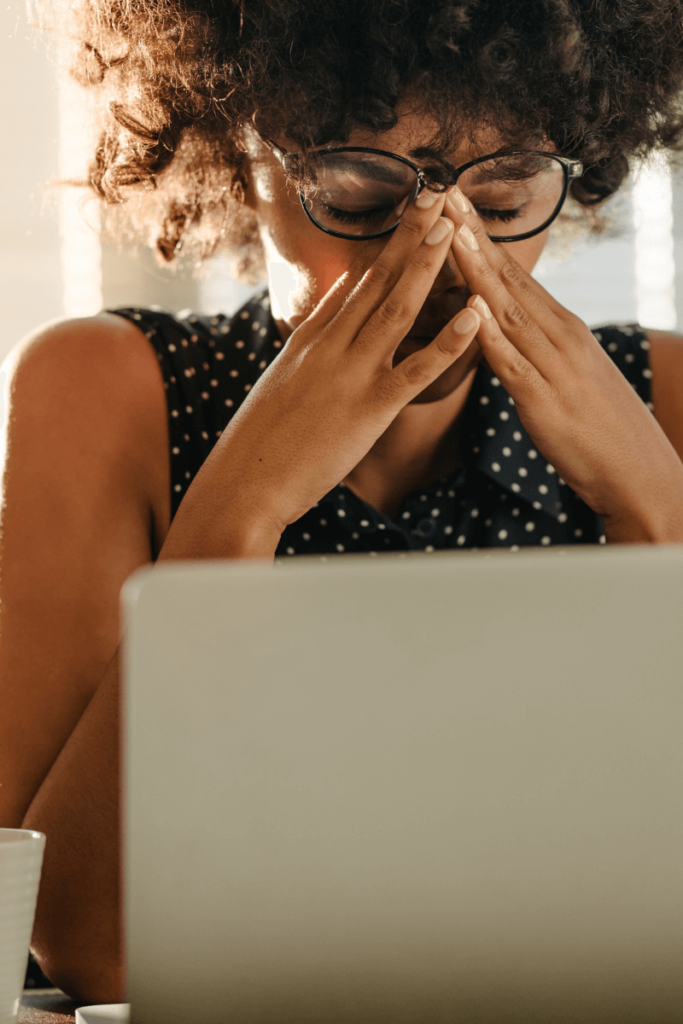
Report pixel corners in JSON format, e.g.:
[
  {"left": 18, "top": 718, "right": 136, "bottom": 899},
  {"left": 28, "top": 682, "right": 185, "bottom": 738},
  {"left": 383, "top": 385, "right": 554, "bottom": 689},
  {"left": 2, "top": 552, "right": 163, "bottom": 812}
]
[
  {"left": 5, "top": 312, "right": 171, "bottom": 545},
  {"left": 645, "top": 329, "right": 683, "bottom": 462},
  {"left": 7, "top": 311, "right": 164, "bottom": 410}
]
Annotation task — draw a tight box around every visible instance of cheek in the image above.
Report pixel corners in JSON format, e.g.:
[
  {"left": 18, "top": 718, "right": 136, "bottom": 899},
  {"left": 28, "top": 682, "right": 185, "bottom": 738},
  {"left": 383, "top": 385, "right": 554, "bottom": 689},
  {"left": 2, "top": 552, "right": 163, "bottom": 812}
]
[
  {"left": 262, "top": 209, "right": 381, "bottom": 325},
  {"left": 502, "top": 230, "right": 549, "bottom": 273},
  {"left": 265, "top": 236, "right": 358, "bottom": 326},
  {"left": 248, "top": 157, "right": 370, "bottom": 325}
]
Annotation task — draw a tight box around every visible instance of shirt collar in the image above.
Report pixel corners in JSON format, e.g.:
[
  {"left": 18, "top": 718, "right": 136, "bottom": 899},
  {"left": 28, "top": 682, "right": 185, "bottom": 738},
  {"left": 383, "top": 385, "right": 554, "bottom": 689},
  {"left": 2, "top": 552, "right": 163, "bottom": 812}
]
[{"left": 465, "top": 366, "right": 564, "bottom": 520}]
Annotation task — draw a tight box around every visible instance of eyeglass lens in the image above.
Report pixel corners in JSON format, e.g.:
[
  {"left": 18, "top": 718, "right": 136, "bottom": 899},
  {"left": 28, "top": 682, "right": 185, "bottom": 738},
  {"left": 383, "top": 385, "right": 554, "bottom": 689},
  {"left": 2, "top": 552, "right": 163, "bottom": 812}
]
[{"left": 300, "top": 151, "right": 566, "bottom": 240}]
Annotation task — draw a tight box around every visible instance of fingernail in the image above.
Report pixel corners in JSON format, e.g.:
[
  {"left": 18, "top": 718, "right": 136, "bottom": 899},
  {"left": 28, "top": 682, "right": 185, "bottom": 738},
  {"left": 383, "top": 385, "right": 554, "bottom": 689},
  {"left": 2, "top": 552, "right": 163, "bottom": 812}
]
[
  {"left": 471, "top": 295, "right": 492, "bottom": 319},
  {"left": 450, "top": 187, "right": 470, "bottom": 214},
  {"left": 453, "top": 308, "right": 480, "bottom": 334},
  {"left": 456, "top": 223, "right": 479, "bottom": 251},
  {"left": 415, "top": 189, "right": 439, "bottom": 209},
  {"left": 424, "top": 217, "right": 453, "bottom": 245}
]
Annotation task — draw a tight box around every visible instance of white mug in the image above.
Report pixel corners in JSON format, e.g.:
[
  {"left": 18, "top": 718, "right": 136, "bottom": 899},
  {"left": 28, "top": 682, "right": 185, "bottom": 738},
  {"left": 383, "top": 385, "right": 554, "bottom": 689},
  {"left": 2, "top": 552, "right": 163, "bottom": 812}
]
[{"left": 0, "top": 829, "right": 46, "bottom": 1024}]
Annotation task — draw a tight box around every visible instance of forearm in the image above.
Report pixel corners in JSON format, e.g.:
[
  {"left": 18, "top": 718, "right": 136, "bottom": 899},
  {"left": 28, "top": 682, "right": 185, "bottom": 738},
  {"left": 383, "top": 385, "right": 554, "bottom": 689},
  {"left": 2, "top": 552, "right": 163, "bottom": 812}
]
[
  {"left": 603, "top": 476, "right": 683, "bottom": 544},
  {"left": 22, "top": 654, "right": 124, "bottom": 1003},
  {"left": 156, "top": 455, "right": 283, "bottom": 562}
]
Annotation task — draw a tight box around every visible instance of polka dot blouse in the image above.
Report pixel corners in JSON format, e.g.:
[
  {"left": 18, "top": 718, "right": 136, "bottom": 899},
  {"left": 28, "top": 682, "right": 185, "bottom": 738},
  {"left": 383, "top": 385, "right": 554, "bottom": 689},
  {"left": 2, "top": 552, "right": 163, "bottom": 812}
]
[{"left": 107, "top": 287, "right": 654, "bottom": 558}]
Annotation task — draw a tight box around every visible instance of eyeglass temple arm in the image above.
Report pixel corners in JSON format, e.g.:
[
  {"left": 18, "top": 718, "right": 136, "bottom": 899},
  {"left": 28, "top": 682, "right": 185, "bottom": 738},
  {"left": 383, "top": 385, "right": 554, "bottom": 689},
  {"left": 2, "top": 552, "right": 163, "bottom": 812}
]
[{"left": 261, "top": 137, "right": 291, "bottom": 168}]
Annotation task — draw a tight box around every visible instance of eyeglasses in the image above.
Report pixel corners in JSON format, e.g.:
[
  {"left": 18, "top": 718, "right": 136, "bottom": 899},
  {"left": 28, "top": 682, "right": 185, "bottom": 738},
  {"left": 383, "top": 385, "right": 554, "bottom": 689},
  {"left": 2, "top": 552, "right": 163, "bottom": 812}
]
[{"left": 264, "top": 141, "right": 583, "bottom": 243}]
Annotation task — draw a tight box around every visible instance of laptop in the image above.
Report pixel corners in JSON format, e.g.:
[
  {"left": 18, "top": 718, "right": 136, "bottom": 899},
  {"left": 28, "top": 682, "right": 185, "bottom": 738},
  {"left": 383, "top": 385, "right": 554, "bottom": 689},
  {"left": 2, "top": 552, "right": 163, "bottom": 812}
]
[{"left": 121, "top": 545, "right": 683, "bottom": 1024}]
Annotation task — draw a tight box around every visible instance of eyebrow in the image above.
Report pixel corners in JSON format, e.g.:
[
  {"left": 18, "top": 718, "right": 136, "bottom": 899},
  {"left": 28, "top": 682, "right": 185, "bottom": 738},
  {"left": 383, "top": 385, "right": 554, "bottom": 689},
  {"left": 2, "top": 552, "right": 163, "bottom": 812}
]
[
  {"left": 323, "top": 153, "right": 413, "bottom": 186},
  {"left": 408, "top": 146, "right": 457, "bottom": 173}
]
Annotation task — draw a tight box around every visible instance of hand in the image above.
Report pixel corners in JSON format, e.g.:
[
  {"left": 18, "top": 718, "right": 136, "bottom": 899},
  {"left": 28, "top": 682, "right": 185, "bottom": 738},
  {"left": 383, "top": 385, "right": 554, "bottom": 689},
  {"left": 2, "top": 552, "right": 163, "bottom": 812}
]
[
  {"left": 443, "top": 188, "right": 683, "bottom": 543},
  {"left": 201, "top": 188, "right": 482, "bottom": 537}
]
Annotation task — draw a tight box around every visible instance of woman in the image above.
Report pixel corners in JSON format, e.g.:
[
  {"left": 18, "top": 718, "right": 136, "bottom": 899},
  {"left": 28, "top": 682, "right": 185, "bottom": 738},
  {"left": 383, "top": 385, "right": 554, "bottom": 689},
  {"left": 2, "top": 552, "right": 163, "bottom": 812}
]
[{"left": 4, "top": 0, "right": 683, "bottom": 1001}]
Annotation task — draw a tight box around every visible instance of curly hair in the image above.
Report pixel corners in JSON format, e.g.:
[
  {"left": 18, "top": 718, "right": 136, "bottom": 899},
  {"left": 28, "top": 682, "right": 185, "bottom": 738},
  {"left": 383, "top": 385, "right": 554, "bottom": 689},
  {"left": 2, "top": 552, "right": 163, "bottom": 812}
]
[{"left": 39, "top": 0, "right": 683, "bottom": 281}]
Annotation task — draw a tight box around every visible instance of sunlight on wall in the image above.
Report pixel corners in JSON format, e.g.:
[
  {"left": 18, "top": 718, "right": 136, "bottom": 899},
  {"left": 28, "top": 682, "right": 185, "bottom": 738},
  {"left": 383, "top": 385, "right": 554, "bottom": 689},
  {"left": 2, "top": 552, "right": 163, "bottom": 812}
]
[
  {"left": 632, "top": 154, "right": 676, "bottom": 330},
  {"left": 197, "top": 256, "right": 260, "bottom": 316},
  {"left": 534, "top": 232, "right": 637, "bottom": 328},
  {"left": 0, "top": 1, "right": 62, "bottom": 356},
  {"left": 57, "top": 40, "right": 102, "bottom": 318}
]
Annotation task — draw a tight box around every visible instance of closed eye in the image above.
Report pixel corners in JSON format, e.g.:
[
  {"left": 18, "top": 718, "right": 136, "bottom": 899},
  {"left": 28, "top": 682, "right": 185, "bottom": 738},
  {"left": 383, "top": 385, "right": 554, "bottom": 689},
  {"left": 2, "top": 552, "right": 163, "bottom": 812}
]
[
  {"left": 319, "top": 202, "right": 397, "bottom": 225},
  {"left": 474, "top": 206, "right": 524, "bottom": 224}
]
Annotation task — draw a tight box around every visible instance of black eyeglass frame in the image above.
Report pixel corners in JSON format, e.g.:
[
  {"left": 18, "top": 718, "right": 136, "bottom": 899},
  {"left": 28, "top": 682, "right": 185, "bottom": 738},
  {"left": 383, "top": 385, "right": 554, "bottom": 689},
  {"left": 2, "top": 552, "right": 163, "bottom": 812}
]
[{"left": 264, "top": 140, "right": 584, "bottom": 244}]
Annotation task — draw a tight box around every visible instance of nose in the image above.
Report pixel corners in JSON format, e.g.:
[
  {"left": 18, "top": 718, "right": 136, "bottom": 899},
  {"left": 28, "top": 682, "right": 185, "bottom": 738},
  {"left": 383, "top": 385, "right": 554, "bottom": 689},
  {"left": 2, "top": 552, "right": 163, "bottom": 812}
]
[{"left": 428, "top": 243, "right": 469, "bottom": 297}]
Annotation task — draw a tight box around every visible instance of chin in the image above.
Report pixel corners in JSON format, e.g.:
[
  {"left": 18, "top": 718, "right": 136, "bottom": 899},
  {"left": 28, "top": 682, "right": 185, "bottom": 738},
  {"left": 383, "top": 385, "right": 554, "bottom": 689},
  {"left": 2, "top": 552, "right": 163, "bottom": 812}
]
[{"left": 393, "top": 338, "right": 485, "bottom": 404}]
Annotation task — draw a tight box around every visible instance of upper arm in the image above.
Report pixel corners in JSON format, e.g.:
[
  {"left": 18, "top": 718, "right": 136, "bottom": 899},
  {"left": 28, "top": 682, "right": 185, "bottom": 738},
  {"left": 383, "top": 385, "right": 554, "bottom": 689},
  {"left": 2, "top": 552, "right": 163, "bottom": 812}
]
[
  {"left": 0, "top": 313, "right": 170, "bottom": 827},
  {"left": 646, "top": 329, "right": 683, "bottom": 463}
]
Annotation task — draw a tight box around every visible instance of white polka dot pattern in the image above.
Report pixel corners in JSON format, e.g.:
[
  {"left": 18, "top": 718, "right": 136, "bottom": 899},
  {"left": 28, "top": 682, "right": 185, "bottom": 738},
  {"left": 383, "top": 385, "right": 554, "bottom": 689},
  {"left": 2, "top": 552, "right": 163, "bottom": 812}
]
[{"left": 106, "top": 295, "right": 653, "bottom": 557}]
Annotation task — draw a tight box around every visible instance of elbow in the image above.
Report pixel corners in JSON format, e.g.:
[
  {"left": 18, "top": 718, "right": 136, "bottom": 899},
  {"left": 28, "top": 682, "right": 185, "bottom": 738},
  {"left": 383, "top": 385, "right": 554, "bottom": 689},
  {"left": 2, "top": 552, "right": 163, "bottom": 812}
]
[
  {"left": 22, "top": 784, "right": 125, "bottom": 1001},
  {"left": 25, "top": 824, "right": 126, "bottom": 1003},
  {"left": 30, "top": 920, "right": 125, "bottom": 1003}
]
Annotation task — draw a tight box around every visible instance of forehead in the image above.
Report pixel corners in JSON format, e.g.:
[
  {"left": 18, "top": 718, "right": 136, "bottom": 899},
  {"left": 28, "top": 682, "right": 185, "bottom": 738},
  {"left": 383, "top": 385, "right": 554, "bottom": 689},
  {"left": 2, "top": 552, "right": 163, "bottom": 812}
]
[
  {"left": 343, "top": 111, "right": 507, "bottom": 168},
  {"left": 340, "top": 104, "right": 551, "bottom": 169}
]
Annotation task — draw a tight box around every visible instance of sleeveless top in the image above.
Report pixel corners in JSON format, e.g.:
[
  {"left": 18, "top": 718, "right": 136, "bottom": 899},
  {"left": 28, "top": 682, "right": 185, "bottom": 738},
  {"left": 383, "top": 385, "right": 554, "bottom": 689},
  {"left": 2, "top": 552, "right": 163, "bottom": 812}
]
[{"left": 106, "top": 287, "right": 654, "bottom": 558}]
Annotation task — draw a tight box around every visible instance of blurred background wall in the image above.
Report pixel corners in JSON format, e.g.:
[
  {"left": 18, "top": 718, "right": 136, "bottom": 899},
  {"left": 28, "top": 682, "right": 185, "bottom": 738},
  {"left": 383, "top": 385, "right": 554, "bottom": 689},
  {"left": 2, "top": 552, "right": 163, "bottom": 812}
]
[{"left": 1, "top": 0, "right": 682, "bottom": 365}]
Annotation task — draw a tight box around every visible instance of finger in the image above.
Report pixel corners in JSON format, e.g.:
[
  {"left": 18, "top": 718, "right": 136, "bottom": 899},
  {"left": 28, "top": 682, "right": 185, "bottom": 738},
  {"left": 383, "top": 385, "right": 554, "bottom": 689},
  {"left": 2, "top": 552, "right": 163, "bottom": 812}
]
[
  {"left": 444, "top": 190, "right": 572, "bottom": 335},
  {"left": 353, "top": 214, "right": 456, "bottom": 358},
  {"left": 466, "top": 294, "right": 544, "bottom": 394},
  {"left": 390, "top": 305, "right": 481, "bottom": 398},
  {"left": 329, "top": 186, "right": 454, "bottom": 340},
  {"left": 477, "top": 234, "right": 576, "bottom": 323},
  {"left": 443, "top": 190, "right": 561, "bottom": 371},
  {"left": 510, "top": 256, "right": 578, "bottom": 322},
  {"left": 304, "top": 268, "right": 365, "bottom": 331}
]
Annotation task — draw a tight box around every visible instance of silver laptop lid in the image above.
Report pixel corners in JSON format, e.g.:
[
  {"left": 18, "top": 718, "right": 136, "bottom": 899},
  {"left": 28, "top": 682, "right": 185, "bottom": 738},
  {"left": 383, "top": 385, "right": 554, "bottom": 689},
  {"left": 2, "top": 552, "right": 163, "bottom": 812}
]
[{"left": 122, "top": 546, "right": 683, "bottom": 1024}]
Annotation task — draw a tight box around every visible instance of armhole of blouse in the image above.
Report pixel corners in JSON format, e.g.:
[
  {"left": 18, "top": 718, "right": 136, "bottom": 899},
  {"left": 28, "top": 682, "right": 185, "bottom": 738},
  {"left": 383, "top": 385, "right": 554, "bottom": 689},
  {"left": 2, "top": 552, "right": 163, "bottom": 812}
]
[{"left": 593, "top": 323, "right": 653, "bottom": 410}]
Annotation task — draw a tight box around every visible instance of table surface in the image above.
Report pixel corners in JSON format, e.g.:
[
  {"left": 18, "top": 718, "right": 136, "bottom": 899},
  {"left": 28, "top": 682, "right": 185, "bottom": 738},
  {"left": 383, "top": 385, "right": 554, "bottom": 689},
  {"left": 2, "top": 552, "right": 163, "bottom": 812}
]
[{"left": 19, "top": 988, "right": 84, "bottom": 1023}]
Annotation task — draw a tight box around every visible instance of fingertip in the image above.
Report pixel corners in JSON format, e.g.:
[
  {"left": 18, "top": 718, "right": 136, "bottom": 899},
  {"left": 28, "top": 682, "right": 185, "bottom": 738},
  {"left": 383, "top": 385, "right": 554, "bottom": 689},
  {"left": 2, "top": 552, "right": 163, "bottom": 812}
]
[
  {"left": 469, "top": 295, "right": 493, "bottom": 320},
  {"left": 452, "top": 307, "right": 480, "bottom": 335}
]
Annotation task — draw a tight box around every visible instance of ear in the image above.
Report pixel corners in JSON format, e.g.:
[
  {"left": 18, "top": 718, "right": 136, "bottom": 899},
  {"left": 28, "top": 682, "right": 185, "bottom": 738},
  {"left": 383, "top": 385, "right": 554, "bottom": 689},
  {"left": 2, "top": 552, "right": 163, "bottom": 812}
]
[
  {"left": 226, "top": 130, "right": 250, "bottom": 211},
  {"left": 237, "top": 154, "right": 258, "bottom": 212},
  {"left": 233, "top": 126, "right": 268, "bottom": 212}
]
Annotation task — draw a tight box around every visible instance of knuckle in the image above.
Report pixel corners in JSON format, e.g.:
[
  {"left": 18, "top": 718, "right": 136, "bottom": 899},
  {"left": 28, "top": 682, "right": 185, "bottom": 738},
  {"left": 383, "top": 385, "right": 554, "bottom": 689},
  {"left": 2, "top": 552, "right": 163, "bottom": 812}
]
[
  {"left": 376, "top": 296, "right": 411, "bottom": 330},
  {"left": 469, "top": 220, "right": 487, "bottom": 246},
  {"left": 564, "top": 309, "right": 586, "bottom": 333},
  {"left": 474, "top": 259, "right": 500, "bottom": 291},
  {"left": 399, "top": 213, "right": 424, "bottom": 240},
  {"left": 363, "top": 260, "right": 393, "bottom": 292},
  {"left": 409, "top": 248, "right": 435, "bottom": 275},
  {"left": 399, "top": 357, "right": 429, "bottom": 387},
  {"left": 498, "top": 301, "right": 532, "bottom": 333},
  {"left": 375, "top": 370, "right": 403, "bottom": 403},
  {"left": 506, "top": 353, "right": 535, "bottom": 386},
  {"left": 498, "top": 259, "right": 524, "bottom": 291},
  {"left": 434, "top": 334, "right": 460, "bottom": 358}
]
